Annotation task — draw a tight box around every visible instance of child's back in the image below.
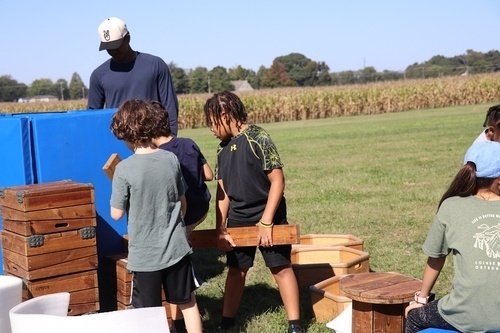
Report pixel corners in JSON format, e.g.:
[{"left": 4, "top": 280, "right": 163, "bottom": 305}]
[
  {"left": 157, "top": 137, "right": 212, "bottom": 231},
  {"left": 112, "top": 149, "right": 191, "bottom": 271}
]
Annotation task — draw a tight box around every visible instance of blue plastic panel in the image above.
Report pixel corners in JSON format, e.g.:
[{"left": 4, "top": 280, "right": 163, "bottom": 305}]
[
  {"left": 0, "top": 116, "right": 33, "bottom": 274},
  {"left": 0, "top": 116, "right": 33, "bottom": 186},
  {"left": 30, "top": 109, "right": 132, "bottom": 257}
]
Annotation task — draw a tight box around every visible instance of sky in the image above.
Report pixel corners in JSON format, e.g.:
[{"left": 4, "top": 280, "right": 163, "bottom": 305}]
[{"left": 1, "top": 1, "right": 499, "bottom": 86}]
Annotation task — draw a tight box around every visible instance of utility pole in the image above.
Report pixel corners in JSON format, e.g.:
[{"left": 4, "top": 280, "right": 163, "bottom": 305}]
[
  {"left": 59, "top": 82, "right": 64, "bottom": 101},
  {"left": 81, "top": 86, "right": 85, "bottom": 99},
  {"left": 207, "top": 75, "right": 211, "bottom": 94}
]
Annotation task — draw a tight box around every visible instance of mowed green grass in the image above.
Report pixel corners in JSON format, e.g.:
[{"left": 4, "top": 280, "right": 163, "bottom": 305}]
[{"left": 179, "top": 103, "right": 495, "bottom": 332}]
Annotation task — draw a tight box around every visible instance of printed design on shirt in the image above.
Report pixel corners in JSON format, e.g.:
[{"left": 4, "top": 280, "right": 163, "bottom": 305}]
[
  {"left": 243, "top": 126, "right": 283, "bottom": 169},
  {"left": 230, "top": 144, "right": 237, "bottom": 151},
  {"left": 473, "top": 221, "right": 500, "bottom": 259}
]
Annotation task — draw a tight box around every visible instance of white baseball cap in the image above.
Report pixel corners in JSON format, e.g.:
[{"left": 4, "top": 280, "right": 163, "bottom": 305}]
[{"left": 98, "top": 17, "right": 129, "bottom": 51}]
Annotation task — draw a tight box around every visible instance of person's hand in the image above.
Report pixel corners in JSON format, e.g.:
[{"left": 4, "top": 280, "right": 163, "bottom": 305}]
[
  {"left": 257, "top": 223, "right": 273, "bottom": 248},
  {"left": 217, "top": 231, "right": 236, "bottom": 252},
  {"left": 405, "top": 301, "right": 424, "bottom": 317}
]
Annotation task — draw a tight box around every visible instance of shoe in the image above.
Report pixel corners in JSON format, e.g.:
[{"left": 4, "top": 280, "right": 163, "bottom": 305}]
[
  {"left": 288, "top": 323, "right": 305, "bottom": 333},
  {"left": 214, "top": 322, "right": 235, "bottom": 332},
  {"left": 169, "top": 328, "right": 188, "bottom": 333}
]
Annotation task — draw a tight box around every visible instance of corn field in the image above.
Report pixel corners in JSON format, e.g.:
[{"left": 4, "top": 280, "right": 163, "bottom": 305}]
[{"left": 2, "top": 73, "right": 500, "bottom": 129}]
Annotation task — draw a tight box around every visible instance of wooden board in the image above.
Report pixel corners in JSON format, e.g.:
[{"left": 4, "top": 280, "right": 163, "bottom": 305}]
[
  {"left": 1, "top": 203, "right": 96, "bottom": 221},
  {"left": 2, "top": 217, "right": 96, "bottom": 236},
  {"left": 67, "top": 302, "right": 100, "bottom": 316},
  {"left": 0, "top": 180, "right": 94, "bottom": 212},
  {"left": 102, "top": 153, "right": 122, "bottom": 180},
  {"left": 1, "top": 229, "right": 97, "bottom": 256},
  {"left": 3, "top": 246, "right": 98, "bottom": 280},
  {"left": 18, "top": 270, "right": 99, "bottom": 299},
  {"left": 188, "top": 224, "right": 300, "bottom": 249}
]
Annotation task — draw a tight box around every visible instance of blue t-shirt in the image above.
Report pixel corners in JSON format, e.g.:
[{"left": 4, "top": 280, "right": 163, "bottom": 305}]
[
  {"left": 159, "top": 137, "right": 211, "bottom": 225},
  {"left": 87, "top": 52, "right": 179, "bottom": 135}
]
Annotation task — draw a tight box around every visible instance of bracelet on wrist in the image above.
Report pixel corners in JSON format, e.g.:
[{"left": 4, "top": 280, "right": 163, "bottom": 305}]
[
  {"left": 414, "top": 291, "right": 435, "bottom": 305},
  {"left": 259, "top": 220, "right": 274, "bottom": 228}
]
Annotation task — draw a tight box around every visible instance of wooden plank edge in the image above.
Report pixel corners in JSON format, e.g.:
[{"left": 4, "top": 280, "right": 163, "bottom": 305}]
[{"left": 189, "top": 224, "right": 300, "bottom": 249}]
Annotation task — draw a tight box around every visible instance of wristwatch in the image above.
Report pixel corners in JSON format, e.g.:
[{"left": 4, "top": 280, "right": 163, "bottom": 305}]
[{"left": 414, "top": 291, "right": 435, "bottom": 305}]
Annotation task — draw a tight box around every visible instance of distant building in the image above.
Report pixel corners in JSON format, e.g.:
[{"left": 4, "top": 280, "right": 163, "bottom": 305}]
[
  {"left": 231, "top": 80, "right": 254, "bottom": 92},
  {"left": 18, "top": 95, "right": 59, "bottom": 103}
]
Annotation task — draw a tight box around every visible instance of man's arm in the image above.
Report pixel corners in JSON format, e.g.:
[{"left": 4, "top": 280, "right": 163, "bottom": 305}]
[
  {"left": 158, "top": 60, "right": 179, "bottom": 136},
  {"left": 87, "top": 70, "right": 105, "bottom": 109}
]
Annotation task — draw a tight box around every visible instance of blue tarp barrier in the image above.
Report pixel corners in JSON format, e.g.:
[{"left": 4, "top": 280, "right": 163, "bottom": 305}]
[
  {"left": 0, "top": 109, "right": 132, "bottom": 279},
  {"left": 0, "top": 116, "right": 34, "bottom": 275}
]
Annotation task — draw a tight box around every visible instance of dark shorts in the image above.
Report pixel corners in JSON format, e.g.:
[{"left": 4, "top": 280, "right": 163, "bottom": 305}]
[
  {"left": 226, "top": 219, "right": 292, "bottom": 269},
  {"left": 131, "top": 255, "right": 196, "bottom": 307}
]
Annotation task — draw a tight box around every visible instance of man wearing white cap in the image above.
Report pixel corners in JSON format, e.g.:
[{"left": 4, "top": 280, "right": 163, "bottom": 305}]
[{"left": 88, "top": 17, "right": 179, "bottom": 136}]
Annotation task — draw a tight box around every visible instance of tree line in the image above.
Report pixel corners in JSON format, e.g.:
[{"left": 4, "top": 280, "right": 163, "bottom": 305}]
[{"left": 1, "top": 49, "right": 499, "bottom": 103}]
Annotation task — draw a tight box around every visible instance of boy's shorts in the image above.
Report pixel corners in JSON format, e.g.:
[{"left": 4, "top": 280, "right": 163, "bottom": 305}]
[
  {"left": 131, "top": 254, "right": 196, "bottom": 307},
  {"left": 226, "top": 219, "right": 292, "bottom": 269}
]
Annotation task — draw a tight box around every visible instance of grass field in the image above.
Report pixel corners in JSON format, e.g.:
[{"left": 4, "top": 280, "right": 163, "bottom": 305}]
[{"left": 179, "top": 102, "right": 496, "bottom": 332}]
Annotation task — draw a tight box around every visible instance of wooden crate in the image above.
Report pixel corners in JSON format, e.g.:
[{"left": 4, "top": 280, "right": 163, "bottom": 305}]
[
  {"left": 103, "top": 254, "right": 169, "bottom": 313},
  {"left": 296, "top": 234, "right": 363, "bottom": 251},
  {"left": 0, "top": 180, "right": 97, "bottom": 280},
  {"left": 1, "top": 229, "right": 97, "bottom": 257},
  {"left": 15, "top": 270, "right": 100, "bottom": 315},
  {"left": 0, "top": 180, "right": 94, "bottom": 212},
  {"left": 291, "top": 246, "right": 370, "bottom": 288},
  {"left": 2, "top": 246, "right": 98, "bottom": 280},
  {"left": 0, "top": 180, "right": 99, "bottom": 313},
  {"left": 310, "top": 275, "right": 352, "bottom": 323}
]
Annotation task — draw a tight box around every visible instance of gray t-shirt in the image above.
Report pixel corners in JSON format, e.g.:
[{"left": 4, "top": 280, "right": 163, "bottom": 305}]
[
  {"left": 423, "top": 196, "right": 500, "bottom": 332},
  {"left": 111, "top": 149, "right": 190, "bottom": 272}
]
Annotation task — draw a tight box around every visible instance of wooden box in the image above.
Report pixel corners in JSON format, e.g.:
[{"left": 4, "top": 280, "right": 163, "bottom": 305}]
[
  {"left": 296, "top": 234, "right": 363, "bottom": 251},
  {"left": 309, "top": 275, "right": 352, "bottom": 323},
  {"left": 291, "top": 246, "right": 370, "bottom": 288},
  {"left": 0, "top": 180, "right": 95, "bottom": 213},
  {"left": 2, "top": 246, "right": 98, "bottom": 280},
  {"left": 0, "top": 180, "right": 97, "bottom": 280},
  {"left": 15, "top": 270, "right": 100, "bottom": 315},
  {"left": 1, "top": 227, "right": 98, "bottom": 280},
  {"left": 1, "top": 229, "right": 97, "bottom": 256},
  {"left": 103, "top": 253, "right": 169, "bottom": 311}
]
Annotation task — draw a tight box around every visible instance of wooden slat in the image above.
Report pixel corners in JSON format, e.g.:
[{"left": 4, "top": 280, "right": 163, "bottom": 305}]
[
  {"left": 2, "top": 203, "right": 96, "bottom": 221},
  {"left": 2, "top": 246, "right": 97, "bottom": 279},
  {"left": 373, "top": 303, "right": 405, "bottom": 333},
  {"left": 2, "top": 218, "right": 96, "bottom": 236},
  {"left": 70, "top": 288, "right": 100, "bottom": 304},
  {"left": 188, "top": 224, "right": 300, "bottom": 249},
  {"left": 21, "top": 270, "right": 98, "bottom": 298},
  {"left": 102, "top": 153, "right": 122, "bottom": 180},
  {"left": 1, "top": 229, "right": 96, "bottom": 256},
  {"left": 67, "top": 302, "right": 100, "bottom": 316}
]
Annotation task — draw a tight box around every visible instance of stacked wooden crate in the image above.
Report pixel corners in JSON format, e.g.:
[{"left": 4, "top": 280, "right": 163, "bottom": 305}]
[
  {"left": 103, "top": 252, "right": 172, "bottom": 326},
  {"left": 290, "top": 234, "right": 370, "bottom": 323},
  {"left": 0, "top": 180, "right": 99, "bottom": 315}
]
